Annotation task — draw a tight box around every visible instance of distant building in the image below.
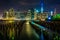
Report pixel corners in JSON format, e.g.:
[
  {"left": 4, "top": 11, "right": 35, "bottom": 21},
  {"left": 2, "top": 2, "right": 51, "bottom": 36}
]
[
  {"left": 41, "top": 3, "right": 44, "bottom": 13},
  {"left": 34, "top": 9, "right": 38, "bottom": 20},
  {"left": 3, "top": 8, "right": 15, "bottom": 19},
  {"left": 38, "top": 12, "right": 49, "bottom": 21},
  {"left": 54, "top": 8, "right": 57, "bottom": 15},
  {"left": 8, "top": 8, "right": 15, "bottom": 17},
  {"left": 50, "top": 11, "right": 53, "bottom": 16},
  {"left": 25, "top": 10, "right": 31, "bottom": 20},
  {"left": 30, "top": 8, "right": 34, "bottom": 20},
  {"left": 3, "top": 10, "right": 8, "bottom": 18},
  {"left": 15, "top": 11, "right": 20, "bottom": 18}
]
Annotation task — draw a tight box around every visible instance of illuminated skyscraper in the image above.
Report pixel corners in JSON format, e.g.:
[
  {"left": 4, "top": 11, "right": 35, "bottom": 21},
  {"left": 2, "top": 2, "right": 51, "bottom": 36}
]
[
  {"left": 9, "top": 8, "right": 15, "bottom": 17},
  {"left": 25, "top": 10, "right": 31, "bottom": 20},
  {"left": 3, "top": 8, "right": 15, "bottom": 20},
  {"left": 15, "top": 11, "right": 21, "bottom": 18},
  {"left": 41, "top": 3, "right": 44, "bottom": 13},
  {"left": 3, "top": 10, "right": 9, "bottom": 18},
  {"left": 50, "top": 11, "right": 53, "bottom": 16},
  {"left": 34, "top": 9, "right": 38, "bottom": 20},
  {"left": 30, "top": 8, "right": 34, "bottom": 20},
  {"left": 54, "top": 8, "right": 57, "bottom": 15},
  {"left": 40, "top": 0, "right": 44, "bottom": 13}
]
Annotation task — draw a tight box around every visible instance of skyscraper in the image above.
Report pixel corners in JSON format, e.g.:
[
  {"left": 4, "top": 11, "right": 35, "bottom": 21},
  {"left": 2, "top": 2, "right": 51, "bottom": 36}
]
[
  {"left": 40, "top": 0, "right": 44, "bottom": 13},
  {"left": 3, "top": 8, "right": 15, "bottom": 20},
  {"left": 54, "top": 8, "right": 57, "bottom": 15},
  {"left": 3, "top": 10, "right": 9, "bottom": 18},
  {"left": 9, "top": 8, "right": 15, "bottom": 17},
  {"left": 30, "top": 8, "right": 34, "bottom": 20},
  {"left": 34, "top": 9, "right": 38, "bottom": 20}
]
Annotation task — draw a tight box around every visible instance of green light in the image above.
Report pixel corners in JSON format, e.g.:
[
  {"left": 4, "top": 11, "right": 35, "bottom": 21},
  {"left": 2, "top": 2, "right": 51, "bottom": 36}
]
[
  {"left": 12, "top": 37, "right": 14, "bottom": 40},
  {"left": 54, "top": 36, "right": 59, "bottom": 40},
  {"left": 52, "top": 14, "right": 60, "bottom": 20}
]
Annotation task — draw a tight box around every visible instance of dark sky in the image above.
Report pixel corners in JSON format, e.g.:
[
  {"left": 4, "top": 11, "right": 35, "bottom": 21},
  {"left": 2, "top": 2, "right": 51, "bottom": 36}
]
[{"left": 0, "top": 0, "right": 60, "bottom": 12}]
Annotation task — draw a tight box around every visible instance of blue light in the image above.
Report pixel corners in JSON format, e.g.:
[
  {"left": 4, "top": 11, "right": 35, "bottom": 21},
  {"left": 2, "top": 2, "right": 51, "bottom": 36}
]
[
  {"left": 41, "top": 3, "right": 44, "bottom": 13},
  {"left": 36, "top": 10, "right": 39, "bottom": 13},
  {"left": 41, "top": 7, "right": 43, "bottom": 13},
  {"left": 48, "top": 16, "right": 51, "bottom": 20},
  {"left": 41, "top": 3, "right": 43, "bottom": 6},
  {"left": 40, "top": 31, "right": 44, "bottom": 40},
  {"left": 31, "top": 21, "right": 45, "bottom": 40},
  {"left": 31, "top": 21, "right": 46, "bottom": 30}
]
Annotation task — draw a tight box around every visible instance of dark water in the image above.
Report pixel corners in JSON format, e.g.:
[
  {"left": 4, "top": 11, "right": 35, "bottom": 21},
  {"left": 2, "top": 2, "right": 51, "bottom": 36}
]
[{"left": 0, "top": 20, "right": 60, "bottom": 40}]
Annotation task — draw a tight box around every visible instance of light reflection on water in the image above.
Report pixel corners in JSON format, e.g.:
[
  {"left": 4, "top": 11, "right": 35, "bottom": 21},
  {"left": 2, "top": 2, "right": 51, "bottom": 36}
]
[{"left": 0, "top": 20, "right": 60, "bottom": 40}]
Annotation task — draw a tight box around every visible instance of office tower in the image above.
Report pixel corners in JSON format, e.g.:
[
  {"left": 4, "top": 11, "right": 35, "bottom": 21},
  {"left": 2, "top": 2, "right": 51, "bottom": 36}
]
[
  {"left": 9, "top": 8, "right": 15, "bottom": 18},
  {"left": 3, "top": 10, "right": 9, "bottom": 18},
  {"left": 34, "top": 9, "right": 38, "bottom": 20},
  {"left": 50, "top": 11, "right": 53, "bottom": 16},
  {"left": 25, "top": 10, "right": 31, "bottom": 20},
  {"left": 41, "top": 3, "right": 44, "bottom": 13},
  {"left": 54, "top": 8, "right": 57, "bottom": 15},
  {"left": 15, "top": 11, "right": 21, "bottom": 18},
  {"left": 40, "top": 0, "right": 44, "bottom": 13},
  {"left": 30, "top": 8, "right": 34, "bottom": 20}
]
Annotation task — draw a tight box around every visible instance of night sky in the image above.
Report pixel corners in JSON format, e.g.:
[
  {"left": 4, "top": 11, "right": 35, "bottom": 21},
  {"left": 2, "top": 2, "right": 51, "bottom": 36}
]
[{"left": 0, "top": 0, "right": 60, "bottom": 12}]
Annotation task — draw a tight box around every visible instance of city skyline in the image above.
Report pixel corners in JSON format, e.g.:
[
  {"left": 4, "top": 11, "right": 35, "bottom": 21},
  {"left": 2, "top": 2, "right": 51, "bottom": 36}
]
[
  {"left": 0, "top": 0, "right": 60, "bottom": 12},
  {"left": 0, "top": 0, "right": 60, "bottom": 40}
]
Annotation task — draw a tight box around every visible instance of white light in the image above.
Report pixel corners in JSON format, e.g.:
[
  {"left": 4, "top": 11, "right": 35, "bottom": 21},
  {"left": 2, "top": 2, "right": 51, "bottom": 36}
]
[
  {"left": 51, "top": 11, "right": 53, "bottom": 16},
  {"left": 41, "top": 3, "right": 44, "bottom": 13},
  {"left": 41, "top": 7, "right": 43, "bottom": 13}
]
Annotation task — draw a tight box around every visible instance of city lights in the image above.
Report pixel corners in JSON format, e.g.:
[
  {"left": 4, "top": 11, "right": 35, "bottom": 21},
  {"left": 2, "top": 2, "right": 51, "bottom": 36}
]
[
  {"left": 0, "top": 0, "right": 60, "bottom": 40},
  {"left": 50, "top": 11, "right": 53, "bottom": 16},
  {"left": 36, "top": 10, "right": 39, "bottom": 13},
  {"left": 41, "top": 3, "right": 44, "bottom": 13}
]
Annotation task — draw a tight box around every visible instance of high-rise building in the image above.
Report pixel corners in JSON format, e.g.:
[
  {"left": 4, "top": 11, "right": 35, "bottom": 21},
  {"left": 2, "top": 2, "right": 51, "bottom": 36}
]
[
  {"left": 3, "top": 10, "right": 9, "bottom": 18},
  {"left": 25, "top": 10, "right": 31, "bottom": 20},
  {"left": 39, "top": 13, "right": 46, "bottom": 21},
  {"left": 40, "top": 0, "right": 44, "bottom": 13},
  {"left": 41, "top": 3, "right": 44, "bottom": 13},
  {"left": 34, "top": 9, "right": 38, "bottom": 20},
  {"left": 54, "top": 8, "right": 57, "bottom": 15},
  {"left": 3, "top": 8, "right": 15, "bottom": 20},
  {"left": 15, "top": 11, "right": 21, "bottom": 18},
  {"left": 9, "top": 8, "right": 15, "bottom": 17},
  {"left": 30, "top": 8, "right": 34, "bottom": 20},
  {"left": 50, "top": 11, "right": 53, "bottom": 16}
]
